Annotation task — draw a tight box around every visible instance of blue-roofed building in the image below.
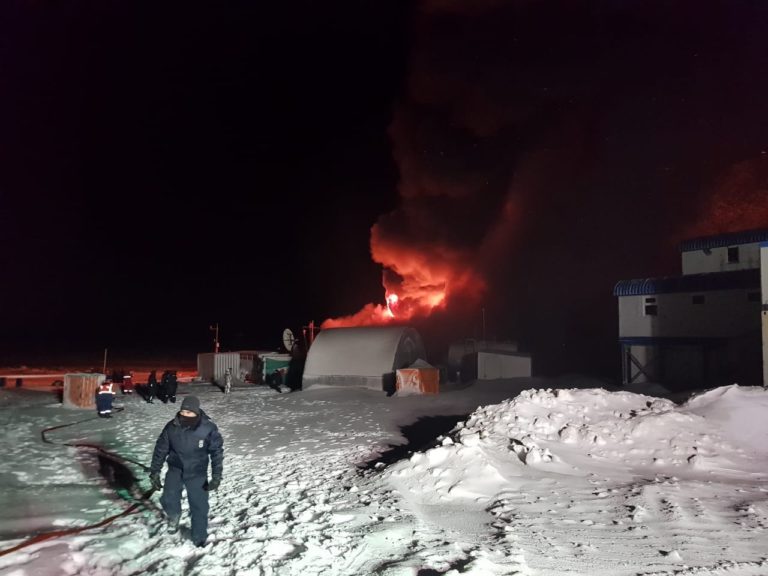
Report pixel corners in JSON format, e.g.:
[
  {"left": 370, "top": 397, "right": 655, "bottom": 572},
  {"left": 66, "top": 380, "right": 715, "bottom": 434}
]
[
  {"left": 614, "top": 229, "right": 768, "bottom": 390},
  {"left": 680, "top": 228, "right": 768, "bottom": 274}
]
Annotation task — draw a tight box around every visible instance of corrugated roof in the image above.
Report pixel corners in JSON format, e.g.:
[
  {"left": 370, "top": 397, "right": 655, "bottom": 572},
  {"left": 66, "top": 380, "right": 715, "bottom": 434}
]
[
  {"left": 613, "top": 268, "right": 760, "bottom": 296},
  {"left": 679, "top": 228, "right": 768, "bottom": 252},
  {"left": 303, "top": 326, "right": 425, "bottom": 378}
]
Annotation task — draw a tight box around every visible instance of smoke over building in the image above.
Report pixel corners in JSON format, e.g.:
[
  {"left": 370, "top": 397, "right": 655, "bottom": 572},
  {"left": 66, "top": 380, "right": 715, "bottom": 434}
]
[{"left": 325, "top": 1, "right": 768, "bottom": 375}]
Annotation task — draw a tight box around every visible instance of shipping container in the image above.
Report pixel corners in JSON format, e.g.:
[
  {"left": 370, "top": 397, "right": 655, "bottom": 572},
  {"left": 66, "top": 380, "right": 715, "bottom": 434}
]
[{"left": 197, "top": 352, "right": 241, "bottom": 385}]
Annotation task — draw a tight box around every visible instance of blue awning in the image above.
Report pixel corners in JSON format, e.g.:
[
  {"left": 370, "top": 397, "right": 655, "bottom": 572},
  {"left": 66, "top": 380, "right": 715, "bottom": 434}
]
[
  {"left": 679, "top": 228, "right": 768, "bottom": 252},
  {"left": 613, "top": 269, "right": 760, "bottom": 296}
]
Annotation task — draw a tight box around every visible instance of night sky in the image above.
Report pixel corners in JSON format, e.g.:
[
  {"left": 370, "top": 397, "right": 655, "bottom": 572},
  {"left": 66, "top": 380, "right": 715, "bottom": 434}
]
[{"left": 2, "top": 1, "right": 768, "bottom": 375}]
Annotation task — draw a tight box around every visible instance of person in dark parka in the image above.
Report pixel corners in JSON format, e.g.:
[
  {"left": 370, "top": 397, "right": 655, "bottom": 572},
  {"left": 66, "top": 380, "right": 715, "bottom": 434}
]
[
  {"left": 157, "top": 371, "right": 170, "bottom": 403},
  {"left": 149, "top": 395, "right": 224, "bottom": 547},
  {"left": 146, "top": 370, "right": 158, "bottom": 403},
  {"left": 166, "top": 370, "right": 178, "bottom": 403}
]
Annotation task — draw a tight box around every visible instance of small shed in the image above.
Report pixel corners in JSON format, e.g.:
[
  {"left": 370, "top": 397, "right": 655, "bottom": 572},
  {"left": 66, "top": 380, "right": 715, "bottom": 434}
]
[
  {"left": 395, "top": 359, "right": 439, "bottom": 395},
  {"left": 302, "top": 326, "right": 426, "bottom": 392},
  {"left": 476, "top": 351, "right": 532, "bottom": 379},
  {"left": 63, "top": 373, "right": 105, "bottom": 409},
  {"left": 448, "top": 340, "right": 519, "bottom": 381}
]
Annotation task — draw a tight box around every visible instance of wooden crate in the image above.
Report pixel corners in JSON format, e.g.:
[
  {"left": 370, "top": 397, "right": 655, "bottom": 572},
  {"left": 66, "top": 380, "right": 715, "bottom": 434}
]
[{"left": 63, "top": 373, "right": 105, "bottom": 409}]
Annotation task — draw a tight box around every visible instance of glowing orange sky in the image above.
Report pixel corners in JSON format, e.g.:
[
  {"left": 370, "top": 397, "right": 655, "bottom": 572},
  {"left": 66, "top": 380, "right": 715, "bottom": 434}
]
[{"left": 684, "top": 158, "right": 768, "bottom": 239}]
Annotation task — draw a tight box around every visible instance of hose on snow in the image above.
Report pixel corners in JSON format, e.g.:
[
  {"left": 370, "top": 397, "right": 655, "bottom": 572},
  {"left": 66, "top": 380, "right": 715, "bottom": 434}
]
[{"left": 0, "top": 408, "right": 159, "bottom": 558}]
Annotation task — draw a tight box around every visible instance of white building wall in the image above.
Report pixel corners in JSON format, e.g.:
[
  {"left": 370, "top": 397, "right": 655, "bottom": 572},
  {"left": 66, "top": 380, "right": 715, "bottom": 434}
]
[
  {"left": 762, "top": 243, "right": 768, "bottom": 387},
  {"left": 447, "top": 340, "right": 518, "bottom": 378},
  {"left": 618, "top": 289, "right": 761, "bottom": 339},
  {"left": 477, "top": 352, "right": 532, "bottom": 379},
  {"left": 682, "top": 242, "right": 762, "bottom": 275}
]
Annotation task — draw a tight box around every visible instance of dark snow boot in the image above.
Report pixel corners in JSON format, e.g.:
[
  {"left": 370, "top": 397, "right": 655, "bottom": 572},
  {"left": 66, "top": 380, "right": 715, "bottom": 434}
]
[{"left": 167, "top": 516, "right": 180, "bottom": 534}]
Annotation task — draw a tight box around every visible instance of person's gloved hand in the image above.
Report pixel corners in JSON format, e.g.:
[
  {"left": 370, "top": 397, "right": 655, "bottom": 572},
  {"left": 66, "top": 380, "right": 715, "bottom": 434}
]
[
  {"left": 205, "top": 477, "right": 221, "bottom": 491},
  {"left": 149, "top": 472, "right": 163, "bottom": 490}
]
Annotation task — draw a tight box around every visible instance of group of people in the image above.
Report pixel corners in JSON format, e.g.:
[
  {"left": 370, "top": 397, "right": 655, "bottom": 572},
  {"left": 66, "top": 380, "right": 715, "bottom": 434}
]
[
  {"left": 95, "top": 369, "right": 179, "bottom": 417},
  {"left": 143, "top": 370, "right": 179, "bottom": 404}
]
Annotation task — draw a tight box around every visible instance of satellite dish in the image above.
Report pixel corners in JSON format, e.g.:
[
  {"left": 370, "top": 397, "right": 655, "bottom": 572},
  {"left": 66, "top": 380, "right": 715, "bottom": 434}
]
[{"left": 282, "top": 328, "right": 296, "bottom": 352}]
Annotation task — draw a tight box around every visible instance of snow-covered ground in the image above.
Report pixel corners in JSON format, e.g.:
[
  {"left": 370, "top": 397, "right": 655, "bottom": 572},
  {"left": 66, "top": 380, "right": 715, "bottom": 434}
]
[{"left": 0, "top": 378, "right": 767, "bottom": 575}]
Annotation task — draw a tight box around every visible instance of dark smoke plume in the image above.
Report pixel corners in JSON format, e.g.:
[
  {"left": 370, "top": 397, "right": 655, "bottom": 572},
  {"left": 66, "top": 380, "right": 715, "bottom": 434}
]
[{"left": 341, "top": 1, "right": 768, "bottom": 374}]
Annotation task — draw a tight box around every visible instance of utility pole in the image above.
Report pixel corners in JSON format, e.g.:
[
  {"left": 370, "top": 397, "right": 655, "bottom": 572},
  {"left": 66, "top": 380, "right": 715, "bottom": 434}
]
[
  {"left": 210, "top": 323, "right": 220, "bottom": 353},
  {"left": 303, "top": 320, "right": 316, "bottom": 349},
  {"left": 102, "top": 348, "right": 108, "bottom": 375}
]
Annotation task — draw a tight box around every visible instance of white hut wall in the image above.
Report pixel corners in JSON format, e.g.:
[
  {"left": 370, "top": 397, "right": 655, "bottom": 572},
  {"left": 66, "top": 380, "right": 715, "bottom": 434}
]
[
  {"left": 302, "top": 326, "right": 426, "bottom": 391},
  {"left": 477, "top": 352, "right": 532, "bottom": 379}
]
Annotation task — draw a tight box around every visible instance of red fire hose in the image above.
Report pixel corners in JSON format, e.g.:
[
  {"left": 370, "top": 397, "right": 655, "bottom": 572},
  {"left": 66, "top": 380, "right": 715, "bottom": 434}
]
[{"left": 0, "top": 408, "right": 158, "bottom": 558}]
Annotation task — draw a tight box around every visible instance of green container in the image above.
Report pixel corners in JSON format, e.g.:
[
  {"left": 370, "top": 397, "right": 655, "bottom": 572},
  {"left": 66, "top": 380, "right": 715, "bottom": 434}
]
[{"left": 263, "top": 356, "right": 291, "bottom": 378}]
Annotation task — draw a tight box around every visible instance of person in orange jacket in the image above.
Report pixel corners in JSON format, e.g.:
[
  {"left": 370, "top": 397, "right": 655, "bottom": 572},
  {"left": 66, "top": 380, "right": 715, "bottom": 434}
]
[
  {"left": 96, "top": 378, "right": 116, "bottom": 418},
  {"left": 120, "top": 371, "right": 135, "bottom": 394}
]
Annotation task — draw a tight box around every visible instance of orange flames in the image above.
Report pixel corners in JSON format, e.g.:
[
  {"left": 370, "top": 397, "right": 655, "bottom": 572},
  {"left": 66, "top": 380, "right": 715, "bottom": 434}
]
[
  {"left": 321, "top": 228, "right": 486, "bottom": 329},
  {"left": 320, "top": 178, "right": 525, "bottom": 331},
  {"left": 385, "top": 293, "right": 399, "bottom": 318}
]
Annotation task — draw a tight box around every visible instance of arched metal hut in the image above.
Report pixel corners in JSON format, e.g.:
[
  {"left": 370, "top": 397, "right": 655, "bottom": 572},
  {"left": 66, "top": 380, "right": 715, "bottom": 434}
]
[{"left": 302, "top": 326, "right": 426, "bottom": 392}]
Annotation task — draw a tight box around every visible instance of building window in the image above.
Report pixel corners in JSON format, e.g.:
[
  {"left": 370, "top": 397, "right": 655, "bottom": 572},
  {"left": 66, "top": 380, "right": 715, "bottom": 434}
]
[
  {"left": 727, "top": 246, "right": 739, "bottom": 263},
  {"left": 748, "top": 292, "right": 760, "bottom": 302},
  {"left": 644, "top": 297, "right": 658, "bottom": 316},
  {"left": 692, "top": 294, "right": 705, "bottom": 305}
]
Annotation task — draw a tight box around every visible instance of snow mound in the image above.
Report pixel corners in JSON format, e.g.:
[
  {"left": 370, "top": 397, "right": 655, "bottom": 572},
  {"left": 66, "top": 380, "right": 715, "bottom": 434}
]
[
  {"left": 680, "top": 384, "right": 768, "bottom": 455},
  {"left": 386, "top": 386, "right": 768, "bottom": 506}
]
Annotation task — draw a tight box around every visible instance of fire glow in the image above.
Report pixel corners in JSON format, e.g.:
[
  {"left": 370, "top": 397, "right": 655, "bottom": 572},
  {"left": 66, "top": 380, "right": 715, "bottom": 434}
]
[
  {"left": 385, "top": 293, "right": 399, "bottom": 318},
  {"left": 321, "top": 229, "right": 485, "bottom": 329},
  {"left": 684, "top": 159, "right": 768, "bottom": 239}
]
